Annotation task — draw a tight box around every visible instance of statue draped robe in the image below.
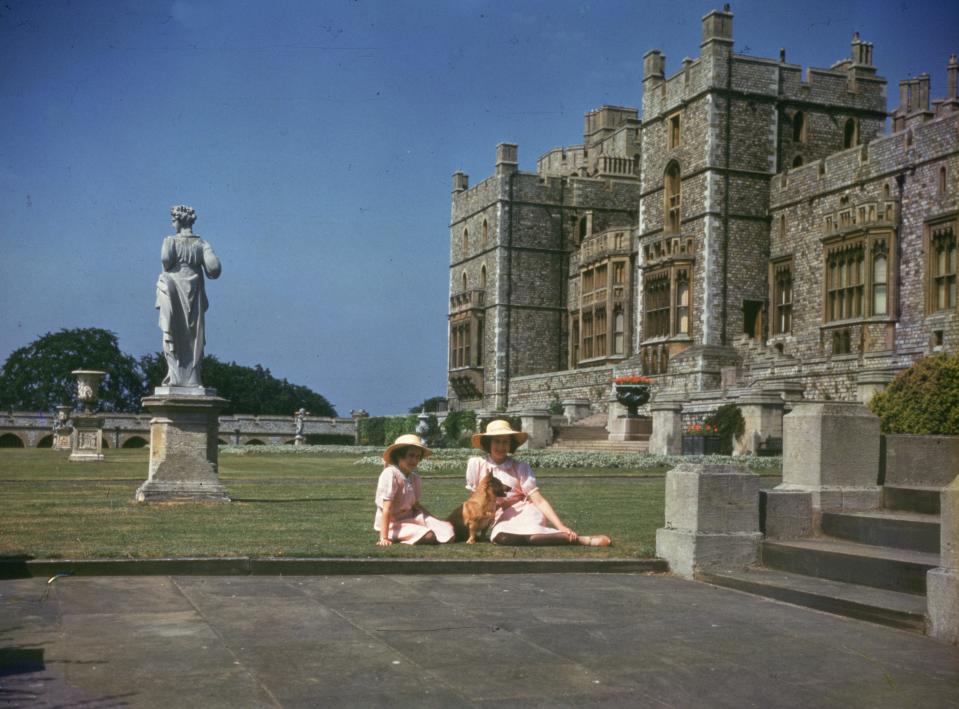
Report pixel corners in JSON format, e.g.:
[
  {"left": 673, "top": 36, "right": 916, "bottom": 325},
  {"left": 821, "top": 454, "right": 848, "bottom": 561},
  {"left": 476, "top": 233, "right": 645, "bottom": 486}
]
[{"left": 155, "top": 234, "right": 221, "bottom": 387}]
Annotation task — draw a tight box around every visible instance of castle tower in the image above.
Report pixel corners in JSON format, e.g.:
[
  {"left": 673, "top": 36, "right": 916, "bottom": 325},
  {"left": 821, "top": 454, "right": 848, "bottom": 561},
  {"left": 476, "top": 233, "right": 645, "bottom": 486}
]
[{"left": 633, "top": 7, "right": 887, "bottom": 386}]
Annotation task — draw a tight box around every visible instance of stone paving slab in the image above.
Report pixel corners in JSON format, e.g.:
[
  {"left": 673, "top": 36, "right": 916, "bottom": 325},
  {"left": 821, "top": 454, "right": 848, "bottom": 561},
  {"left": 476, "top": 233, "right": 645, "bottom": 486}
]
[{"left": 1, "top": 573, "right": 958, "bottom": 707}]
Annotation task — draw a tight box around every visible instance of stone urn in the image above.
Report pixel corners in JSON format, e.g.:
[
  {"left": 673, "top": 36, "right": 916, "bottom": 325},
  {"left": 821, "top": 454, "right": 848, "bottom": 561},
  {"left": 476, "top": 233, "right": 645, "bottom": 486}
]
[
  {"left": 71, "top": 370, "right": 106, "bottom": 412},
  {"left": 615, "top": 381, "right": 651, "bottom": 417},
  {"left": 415, "top": 410, "right": 430, "bottom": 446}
]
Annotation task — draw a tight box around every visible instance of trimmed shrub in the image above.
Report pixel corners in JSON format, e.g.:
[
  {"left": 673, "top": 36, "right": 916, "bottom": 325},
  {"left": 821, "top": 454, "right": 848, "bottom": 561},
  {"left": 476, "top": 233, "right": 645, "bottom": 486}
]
[
  {"left": 706, "top": 403, "right": 745, "bottom": 456},
  {"left": 383, "top": 415, "right": 419, "bottom": 445},
  {"left": 356, "top": 417, "right": 385, "bottom": 446},
  {"left": 441, "top": 410, "right": 476, "bottom": 448},
  {"left": 868, "top": 353, "right": 959, "bottom": 434}
]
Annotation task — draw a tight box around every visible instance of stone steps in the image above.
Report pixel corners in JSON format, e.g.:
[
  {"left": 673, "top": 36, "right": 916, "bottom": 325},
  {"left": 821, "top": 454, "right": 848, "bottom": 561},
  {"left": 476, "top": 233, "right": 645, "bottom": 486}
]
[
  {"left": 552, "top": 425, "right": 608, "bottom": 440},
  {"left": 881, "top": 484, "right": 942, "bottom": 515},
  {"left": 819, "top": 509, "right": 941, "bottom": 554},
  {"left": 761, "top": 538, "right": 939, "bottom": 595},
  {"left": 698, "top": 567, "right": 927, "bottom": 633},
  {"left": 549, "top": 440, "right": 649, "bottom": 453}
]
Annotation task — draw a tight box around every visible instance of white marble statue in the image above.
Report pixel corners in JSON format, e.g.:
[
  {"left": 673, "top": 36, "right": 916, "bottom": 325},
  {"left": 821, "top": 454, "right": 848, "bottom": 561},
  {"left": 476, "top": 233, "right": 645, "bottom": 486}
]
[{"left": 156, "top": 205, "right": 221, "bottom": 387}]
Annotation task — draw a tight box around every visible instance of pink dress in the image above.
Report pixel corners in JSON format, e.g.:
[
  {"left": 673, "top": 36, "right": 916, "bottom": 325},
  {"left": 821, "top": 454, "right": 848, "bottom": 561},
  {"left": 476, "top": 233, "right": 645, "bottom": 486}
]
[
  {"left": 465, "top": 456, "right": 556, "bottom": 541},
  {"left": 374, "top": 466, "right": 454, "bottom": 544}
]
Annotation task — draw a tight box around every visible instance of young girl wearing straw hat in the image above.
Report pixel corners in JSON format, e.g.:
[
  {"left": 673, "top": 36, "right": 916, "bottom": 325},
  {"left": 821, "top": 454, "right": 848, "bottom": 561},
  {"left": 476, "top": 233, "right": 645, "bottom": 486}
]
[
  {"left": 374, "top": 434, "right": 455, "bottom": 546},
  {"left": 466, "top": 420, "right": 611, "bottom": 546}
]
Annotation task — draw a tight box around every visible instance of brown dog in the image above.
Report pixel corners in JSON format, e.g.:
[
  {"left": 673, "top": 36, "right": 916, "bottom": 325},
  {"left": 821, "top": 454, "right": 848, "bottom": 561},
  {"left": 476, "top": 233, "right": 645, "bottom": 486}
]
[{"left": 448, "top": 474, "right": 508, "bottom": 543}]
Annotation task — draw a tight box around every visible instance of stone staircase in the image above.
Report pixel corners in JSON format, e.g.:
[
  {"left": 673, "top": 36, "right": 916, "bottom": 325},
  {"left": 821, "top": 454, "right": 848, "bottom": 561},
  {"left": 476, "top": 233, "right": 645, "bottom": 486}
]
[
  {"left": 700, "top": 482, "right": 941, "bottom": 634},
  {"left": 550, "top": 412, "right": 650, "bottom": 453}
]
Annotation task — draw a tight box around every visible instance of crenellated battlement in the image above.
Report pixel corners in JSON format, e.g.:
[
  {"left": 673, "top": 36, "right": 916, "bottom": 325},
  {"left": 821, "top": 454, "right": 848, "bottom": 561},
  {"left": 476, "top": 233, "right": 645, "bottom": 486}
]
[{"left": 771, "top": 108, "right": 959, "bottom": 208}]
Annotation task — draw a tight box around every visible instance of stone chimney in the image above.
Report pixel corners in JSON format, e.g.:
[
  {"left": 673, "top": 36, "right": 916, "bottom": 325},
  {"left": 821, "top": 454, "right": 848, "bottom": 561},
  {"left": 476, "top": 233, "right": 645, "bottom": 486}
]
[
  {"left": 701, "top": 5, "right": 733, "bottom": 48},
  {"left": 496, "top": 143, "right": 518, "bottom": 176},
  {"left": 452, "top": 171, "right": 469, "bottom": 193}
]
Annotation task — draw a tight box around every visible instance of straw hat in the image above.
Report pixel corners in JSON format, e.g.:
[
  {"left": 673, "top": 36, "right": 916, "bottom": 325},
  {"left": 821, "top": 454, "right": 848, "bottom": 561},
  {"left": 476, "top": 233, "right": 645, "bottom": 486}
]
[
  {"left": 382, "top": 434, "right": 432, "bottom": 466},
  {"left": 470, "top": 419, "right": 529, "bottom": 449}
]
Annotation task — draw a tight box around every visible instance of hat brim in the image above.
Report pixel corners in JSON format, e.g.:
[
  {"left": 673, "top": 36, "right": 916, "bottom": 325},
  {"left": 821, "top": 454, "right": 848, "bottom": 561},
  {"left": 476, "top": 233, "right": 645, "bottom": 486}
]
[
  {"left": 470, "top": 430, "right": 529, "bottom": 449},
  {"left": 382, "top": 442, "right": 432, "bottom": 466}
]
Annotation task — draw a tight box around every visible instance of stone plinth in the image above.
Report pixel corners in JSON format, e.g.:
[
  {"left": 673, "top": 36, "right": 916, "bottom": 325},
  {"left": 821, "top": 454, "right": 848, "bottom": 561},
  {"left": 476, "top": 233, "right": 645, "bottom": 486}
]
[
  {"left": 135, "top": 392, "right": 230, "bottom": 502},
  {"left": 734, "top": 391, "right": 784, "bottom": 456},
  {"left": 649, "top": 400, "right": 683, "bottom": 455},
  {"left": 53, "top": 428, "right": 73, "bottom": 451},
  {"left": 760, "top": 489, "right": 813, "bottom": 539},
  {"left": 609, "top": 415, "right": 651, "bottom": 441},
  {"left": 518, "top": 409, "right": 551, "bottom": 450},
  {"left": 856, "top": 370, "right": 895, "bottom": 406},
  {"left": 928, "top": 473, "right": 959, "bottom": 644},
  {"left": 655, "top": 463, "right": 761, "bottom": 579},
  {"left": 562, "top": 399, "right": 591, "bottom": 424},
  {"left": 776, "top": 401, "right": 881, "bottom": 511},
  {"left": 69, "top": 414, "right": 104, "bottom": 462}
]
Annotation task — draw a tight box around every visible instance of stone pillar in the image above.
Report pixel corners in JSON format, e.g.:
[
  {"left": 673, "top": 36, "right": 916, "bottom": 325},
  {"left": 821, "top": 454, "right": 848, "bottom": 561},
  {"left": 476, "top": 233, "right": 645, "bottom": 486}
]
[
  {"left": 776, "top": 401, "right": 881, "bottom": 510},
  {"left": 135, "top": 390, "right": 230, "bottom": 502},
  {"left": 760, "top": 379, "right": 805, "bottom": 410},
  {"left": 649, "top": 400, "right": 683, "bottom": 456},
  {"left": 562, "top": 399, "right": 591, "bottom": 424},
  {"left": 734, "top": 391, "right": 785, "bottom": 456},
  {"left": 655, "top": 463, "right": 761, "bottom": 579},
  {"left": 928, "top": 472, "right": 959, "bottom": 644},
  {"left": 69, "top": 414, "right": 104, "bottom": 462},
  {"left": 856, "top": 370, "right": 895, "bottom": 406},
  {"left": 518, "top": 409, "right": 551, "bottom": 450}
]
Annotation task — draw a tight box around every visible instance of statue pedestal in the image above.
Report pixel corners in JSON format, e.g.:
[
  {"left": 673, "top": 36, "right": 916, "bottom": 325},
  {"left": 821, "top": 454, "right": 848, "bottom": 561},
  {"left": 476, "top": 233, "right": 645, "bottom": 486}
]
[
  {"left": 609, "top": 415, "right": 651, "bottom": 441},
  {"left": 69, "top": 415, "right": 104, "bottom": 462},
  {"left": 54, "top": 428, "right": 74, "bottom": 451},
  {"left": 135, "top": 392, "right": 230, "bottom": 503}
]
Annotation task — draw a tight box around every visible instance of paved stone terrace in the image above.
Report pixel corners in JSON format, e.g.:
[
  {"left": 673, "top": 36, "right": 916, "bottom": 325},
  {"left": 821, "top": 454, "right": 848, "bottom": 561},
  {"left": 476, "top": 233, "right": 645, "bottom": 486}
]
[{"left": 3, "top": 572, "right": 957, "bottom": 707}]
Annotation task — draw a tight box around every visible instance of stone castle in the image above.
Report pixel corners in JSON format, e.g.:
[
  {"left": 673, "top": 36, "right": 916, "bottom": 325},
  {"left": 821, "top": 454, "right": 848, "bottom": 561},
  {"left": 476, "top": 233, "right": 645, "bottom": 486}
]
[{"left": 447, "top": 6, "right": 958, "bottom": 418}]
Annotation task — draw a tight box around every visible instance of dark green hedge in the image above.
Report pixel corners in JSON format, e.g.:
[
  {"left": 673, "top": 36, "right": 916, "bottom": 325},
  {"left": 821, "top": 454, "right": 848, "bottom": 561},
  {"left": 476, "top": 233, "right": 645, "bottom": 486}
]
[
  {"left": 869, "top": 353, "right": 959, "bottom": 434},
  {"left": 706, "top": 403, "right": 745, "bottom": 456}
]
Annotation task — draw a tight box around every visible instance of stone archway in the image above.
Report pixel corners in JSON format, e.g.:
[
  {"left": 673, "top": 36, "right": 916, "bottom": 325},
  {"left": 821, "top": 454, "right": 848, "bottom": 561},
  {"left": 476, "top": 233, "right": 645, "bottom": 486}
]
[
  {"left": 0, "top": 433, "right": 25, "bottom": 448},
  {"left": 122, "top": 436, "right": 148, "bottom": 449}
]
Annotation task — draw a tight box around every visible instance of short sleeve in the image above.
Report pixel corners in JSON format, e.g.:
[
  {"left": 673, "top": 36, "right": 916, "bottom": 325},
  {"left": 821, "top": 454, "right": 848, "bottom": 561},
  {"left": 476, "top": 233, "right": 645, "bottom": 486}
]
[
  {"left": 515, "top": 461, "right": 539, "bottom": 497},
  {"left": 465, "top": 457, "right": 484, "bottom": 491},
  {"left": 375, "top": 467, "right": 397, "bottom": 506}
]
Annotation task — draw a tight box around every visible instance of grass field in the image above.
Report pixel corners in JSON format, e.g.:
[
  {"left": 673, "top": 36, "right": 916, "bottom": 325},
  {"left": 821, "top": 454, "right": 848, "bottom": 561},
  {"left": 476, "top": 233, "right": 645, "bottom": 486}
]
[{"left": 0, "top": 448, "right": 780, "bottom": 560}]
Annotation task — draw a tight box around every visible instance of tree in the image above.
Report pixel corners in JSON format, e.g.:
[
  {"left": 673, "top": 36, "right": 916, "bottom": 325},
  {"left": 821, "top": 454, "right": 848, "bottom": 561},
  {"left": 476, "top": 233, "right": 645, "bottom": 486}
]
[
  {"left": 0, "top": 328, "right": 145, "bottom": 412},
  {"left": 141, "top": 353, "right": 337, "bottom": 417},
  {"left": 408, "top": 396, "right": 447, "bottom": 414}
]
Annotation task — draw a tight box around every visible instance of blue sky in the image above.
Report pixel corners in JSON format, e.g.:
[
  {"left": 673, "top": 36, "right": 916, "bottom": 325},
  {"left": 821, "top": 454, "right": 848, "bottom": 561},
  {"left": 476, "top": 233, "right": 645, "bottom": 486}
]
[{"left": 1, "top": 0, "right": 956, "bottom": 415}]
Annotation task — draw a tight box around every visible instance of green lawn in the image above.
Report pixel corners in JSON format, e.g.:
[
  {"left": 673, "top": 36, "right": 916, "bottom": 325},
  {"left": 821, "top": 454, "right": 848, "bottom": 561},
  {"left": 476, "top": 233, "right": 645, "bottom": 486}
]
[{"left": 0, "top": 448, "right": 779, "bottom": 560}]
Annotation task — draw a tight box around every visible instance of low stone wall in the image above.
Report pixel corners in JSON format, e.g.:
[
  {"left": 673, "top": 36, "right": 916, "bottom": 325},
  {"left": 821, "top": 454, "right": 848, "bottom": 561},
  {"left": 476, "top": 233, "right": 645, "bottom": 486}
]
[
  {"left": 0, "top": 410, "right": 355, "bottom": 448},
  {"left": 507, "top": 367, "right": 614, "bottom": 412},
  {"left": 883, "top": 435, "right": 959, "bottom": 488}
]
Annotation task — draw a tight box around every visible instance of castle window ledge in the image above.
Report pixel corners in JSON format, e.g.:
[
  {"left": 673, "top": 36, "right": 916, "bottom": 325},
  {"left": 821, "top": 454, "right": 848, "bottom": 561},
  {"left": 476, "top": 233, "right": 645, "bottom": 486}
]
[
  {"left": 828, "top": 354, "right": 859, "bottom": 363},
  {"left": 819, "top": 319, "right": 866, "bottom": 331},
  {"left": 863, "top": 350, "right": 895, "bottom": 360},
  {"left": 449, "top": 289, "right": 486, "bottom": 313},
  {"left": 576, "top": 356, "right": 616, "bottom": 368}
]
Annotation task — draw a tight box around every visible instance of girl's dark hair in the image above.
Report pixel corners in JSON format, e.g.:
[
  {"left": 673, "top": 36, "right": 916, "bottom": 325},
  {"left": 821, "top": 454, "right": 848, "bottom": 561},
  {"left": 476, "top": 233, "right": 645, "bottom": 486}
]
[
  {"left": 480, "top": 436, "right": 520, "bottom": 454},
  {"left": 390, "top": 446, "right": 415, "bottom": 464}
]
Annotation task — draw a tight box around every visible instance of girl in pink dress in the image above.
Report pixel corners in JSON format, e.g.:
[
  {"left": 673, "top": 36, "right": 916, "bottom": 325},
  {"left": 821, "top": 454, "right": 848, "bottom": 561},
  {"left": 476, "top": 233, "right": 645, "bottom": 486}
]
[
  {"left": 374, "top": 434, "right": 455, "bottom": 546},
  {"left": 466, "top": 420, "right": 611, "bottom": 546}
]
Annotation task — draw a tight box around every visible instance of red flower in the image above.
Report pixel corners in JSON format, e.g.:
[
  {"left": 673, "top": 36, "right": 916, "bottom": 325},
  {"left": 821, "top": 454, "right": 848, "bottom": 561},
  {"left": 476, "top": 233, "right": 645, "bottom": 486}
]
[{"left": 614, "top": 375, "right": 652, "bottom": 385}]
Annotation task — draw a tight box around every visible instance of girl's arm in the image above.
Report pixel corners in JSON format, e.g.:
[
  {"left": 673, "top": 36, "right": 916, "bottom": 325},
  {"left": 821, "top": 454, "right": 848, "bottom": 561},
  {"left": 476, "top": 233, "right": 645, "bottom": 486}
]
[
  {"left": 376, "top": 500, "right": 393, "bottom": 546},
  {"left": 528, "top": 490, "right": 577, "bottom": 541}
]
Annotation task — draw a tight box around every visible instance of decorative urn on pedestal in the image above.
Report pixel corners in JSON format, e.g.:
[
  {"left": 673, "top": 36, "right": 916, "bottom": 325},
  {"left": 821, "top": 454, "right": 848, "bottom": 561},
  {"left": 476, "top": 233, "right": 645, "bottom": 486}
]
[
  {"left": 609, "top": 375, "right": 653, "bottom": 442},
  {"left": 614, "top": 376, "right": 652, "bottom": 417},
  {"left": 69, "top": 369, "right": 106, "bottom": 462}
]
